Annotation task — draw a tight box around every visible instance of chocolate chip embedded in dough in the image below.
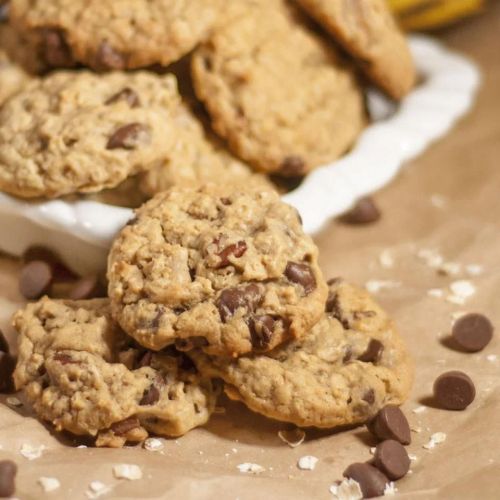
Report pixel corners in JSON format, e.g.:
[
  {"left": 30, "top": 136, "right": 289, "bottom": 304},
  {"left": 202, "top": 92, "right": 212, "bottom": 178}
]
[
  {"left": 96, "top": 41, "right": 126, "bottom": 70},
  {"left": 285, "top": 262, "right": 317, "bottom": 294},
  {"left": 216, "top": 284, "right": 263, "bottom": 322},
  {"left": 358, "top": 339, "right": 384, "bottom": 363},
  {"left": 280, "top": 156, "right": 306, "bottom": 177},
  {"left": 215, "top": 241, "right": 247, "bottom": 268},
  {"left": 433, "top": 370, "right": 475, "bottom": 411},
  {"left": 249, "top": 315, "right": 280, "bottom": 350},
  {"left": 110, "top": 417, "right": 141, "bottom": 436},
  {"left": 107, "top": 123, "right": 151, "bottom": 150},
  {"left": 40, "top": 28, "right": 75, "bottom": 67},
  {"left": 140, "top": 384, "right": 160, "bottom": 406},
  {"left": 105, "top": 87, "right": 141, "bottom": 108}
]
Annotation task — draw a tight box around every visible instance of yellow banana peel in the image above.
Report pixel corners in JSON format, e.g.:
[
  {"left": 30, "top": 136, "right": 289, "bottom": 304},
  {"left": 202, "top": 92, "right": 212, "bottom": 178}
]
[{"left": 388, "top": 0, "right": 485, "bottom": 30}]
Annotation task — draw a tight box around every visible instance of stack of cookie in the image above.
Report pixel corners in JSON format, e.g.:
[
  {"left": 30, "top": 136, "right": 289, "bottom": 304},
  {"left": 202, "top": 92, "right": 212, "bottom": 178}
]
[
  {"left": 12, "top": 185, "right": 413, "bottom": 447},
  {"left": 0, "top": 0, "right": 415, "bottom": 205}
]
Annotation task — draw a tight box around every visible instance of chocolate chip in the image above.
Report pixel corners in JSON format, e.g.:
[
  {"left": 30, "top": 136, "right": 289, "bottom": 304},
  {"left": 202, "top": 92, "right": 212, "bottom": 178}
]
[
  {"left": 343, "top": 463, "right": 388, "bottom": 498},
  {"left": 373, "top": 439, "right": 410, "bottom": 480},
  {"left": 19, "top": 260, "right": 53, "bottom": 300},
  {"left": 0, "top": 352, "right": 16, "bottom": 393},
  {"left": 249, "top": 315, "right": 278, "bottom": 350},
  {"left": 451, "top": 313, "right": 493, "bottom": 352},
  {"left": 111, "top": 416, "right": 140, "bottom": 436},
  {"left": 0, "top": 330, "right": 9, "bottom": 354},
  {"left": 135, "top": 350, "right": 153, "bottom": 369},
  {"left": 40, "top": 28, "right": 75, "bottom": 67},
  {"left": 95, "top": 41, "right": 126, "bottom": 70},
  {"left": 358, "top": 339, "right": 384, "bottom": 363},
  {"left": 340, "top": 197, "right": 381, "bottom": 225},
  {"left": 140, "top": 384, "right": 160, "bottom": 406},
  {"left": 280, "top": 156, "right": 306, "bottom": 177},
  {"left": 107, "top": 123, "right": 151, "bottom": 150},
  {"left": 68, "top": 275, "right": 102, "bottom": 300},
  {"left": 220, "top": 197, "right": 232, "bottom": 206},
  {"left": 216, "top": 284, "right": 263, "bottom": 322},
  {"left": 216, "top": 241, "right": 247, "bottom": 268},
  {"left": 284, "top": 262, "right": 316, "bottom": 294},
  {"left": 0, "top": 460, "right": 17, "bottom": 498},
  {"left": 0, "top": 4, "right": 9, "bottom": 23},
  {"left": 433, "top": 370, "right": 475, "bottom": 411},
  {"left": 105, "top": 87, "right": 141, "bottom": 108},
  {"left": 22, "top": 246, "right": 77, "bottom": 282},
  {"left": 175, "top": 337, "right": 208, "bottom": 351},
  {"left": 362, "top": 388, "right": 375, "bottom": 405},
  {"left": 367, "top": 405, "right": 411, "bottom": 445},
  {"left": 178, "top": 353, "right": 196, "bottom": 372},
  {"left": 53, "top": 353, "right": 77, "bottom": 365}
]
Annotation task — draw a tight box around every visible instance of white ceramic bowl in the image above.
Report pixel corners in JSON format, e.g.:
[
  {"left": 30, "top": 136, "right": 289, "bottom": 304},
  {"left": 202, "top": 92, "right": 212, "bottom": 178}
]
[{"left": 0, "top": 35, "right": 480, "bottom": 275}]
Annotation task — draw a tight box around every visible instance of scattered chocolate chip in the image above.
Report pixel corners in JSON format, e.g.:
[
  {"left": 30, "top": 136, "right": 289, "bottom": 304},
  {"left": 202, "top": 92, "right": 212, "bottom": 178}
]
[
  {"left": 280, "top": 156, "right": 306, "bottom": 177},
  {"left": 362, "top": 388, "right": 375, "bottom": 405},
  {"left": 358, "top": 339, "right": 384, "bottom": 364},
  {"left": 216, "top": 241, "right": 247, "bottom": 268},
  {"left": 40, "top": 28, "right": 75, "bottom": 67},
  {"left": 249, "top": 315, "right": 278, "bottom": 350},
  {"left": 136, "top": 351, "right": 154, "bottom": 369},
  {"left": 433, "top": 370, "right": 475, "bottom": 411},
  {"left": 96, "top": 40, "right": 126, "bottom": 70},
  {"left": 0, "top": 330, "right": 9, "bottom": 354},
  {"left": 340, "top": 197, "right": 381, "bottom": 225},
  {"left": 343, "top": 463, "right": 388, "bottom": 498},
  {"left": 367, "top": 405, "right": 411, "bottom": 445},
  {"left": 451, "top": 313, "right": 493, "bottom": 352},
  {"left": 373, "top": 439, "right": 410, "bottom": 480},
  {"left": 111, "top": 416, "right": 140, "bottom": 436},
  {"left": 68, "top": 275, "right": 102, "bottom": 300},
  {"left": 216, "top": 284, "right": 263, "bottom": 322},
  {"left": 0, "top": 352, "right": 16, "bottom": 393},
  {"left": 140, "top": 384, "right": 160, "bottom": 406},
  {"left": 107, "top": 123, "right": 151, "bottom": 150},
  {"left": 105, "top": 87, "right": 141, "bottom": 108},
  {"left": 0, "top": 460, "right": 17, "bottom": 498},
  {"left": 284, "top": 262, "right": 316, "bottom": 294},
  {"left": 53, "top": 353, "right": 77, "bottom": 365},
  {"left": 19, "top": 260, "right": 53, "bottom": 300}
]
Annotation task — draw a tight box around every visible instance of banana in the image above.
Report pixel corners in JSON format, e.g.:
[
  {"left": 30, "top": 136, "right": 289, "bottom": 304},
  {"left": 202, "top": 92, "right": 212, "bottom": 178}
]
[{"left": 389, "top": 0, "right": 484, "bottom": 31}]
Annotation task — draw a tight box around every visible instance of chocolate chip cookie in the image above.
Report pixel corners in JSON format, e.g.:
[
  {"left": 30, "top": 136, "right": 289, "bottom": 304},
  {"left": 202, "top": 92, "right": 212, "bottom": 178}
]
[
  {"left": 139, "top": 102, "right": 274, "bottom": 197},
  {"left": 190, "top": 280, "right": 413, "bottom": 428},
  {"left": 296, "top": 0, "right": 416, "bottom": 100},
  {"left": 191, "top": 0, "right": 365, "bottom": 177},
  {"left": 9, "top": 0, "right": 222, "bottom": 70},
  {"left": 107, "top": 185, "right": 327, "bottom": 357},
  {"left": 13, "top": 298, "right": 219, "bottom": 447},
  {"left": 0, "top": 71, "right": 179, "bottom": 198}
]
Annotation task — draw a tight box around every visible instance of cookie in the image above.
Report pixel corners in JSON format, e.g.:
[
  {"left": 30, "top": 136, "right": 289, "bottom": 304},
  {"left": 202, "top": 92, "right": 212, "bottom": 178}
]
[
  {"left": 139, "top": 102, "right": 274, "bottom": 197},
  {"left": 0, "top": 47, "right": 29, "bottom": 105},
  {"left": 13, "top": 297, "right": 219, "bottom": 447},
  {"left": 107, "top": 185, "right": 327, "bottom": 357},
  {"left": 296, "top": 0, "right": 416, "bottom": 100},
  {"left": 190, "top": 280, "right": 413, "bottom": 428},
  {"left": 9, "top": 0, "right": 221, "bottom": 71},
  {"left": 0, "top": 71, "right": 179, "bottom": 198},
  {"left": 191, "top": 0, "right": 365, "bottom": 177}
]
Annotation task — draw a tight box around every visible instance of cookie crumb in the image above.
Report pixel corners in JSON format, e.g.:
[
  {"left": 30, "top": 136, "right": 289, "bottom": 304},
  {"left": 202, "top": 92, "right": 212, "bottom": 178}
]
[
  {"left": 465, "top": 264, "right": 483, "bottom": 276},
  {"left": 143, "top": 438, "right": 164, "bottom": 452},
  {"left": 113, "top": 464, "right": 143, "bottom": 480},
  {"left": 6, "top": 397, "right": 22, "bottom": 407},
  {"left": 423, "top": 432, "right": 446, "bottom": 450},
  {"left": 412, "top": 406, "right": 427, "bottom": 414},
  {"left": 427, "top": 288, "right": 444, "bottom": 298},
  {"left": 297, "top": 456, "right": 318, "bottom": 470},
  {"left": 20, "top": 443, "right": 46, "bottom": 460},
  {"left": 38, "top": 477, "right": 60, "bottom": 492},
  {"left": 365, "top": 280, "right": 401, "bottom": 294},
  {"left": 278, "top": 428, "right": 305, "bottom": 448},
  {"left": 447, "top": 280, "right": 476, "bottom": 304},
  {"left": 86, "top": 481, "right": 111, "bottom": 499},
  {"left": 416, "top": 248, "right": 443, "bottom": 268},
  {"left": 486, "top": 354, "right": 498, "bottom": 362},
  {"left": 384, "top": 482, "right": 398, "bottom": 496},
  {"left": 237, "top": 463, "right": 265, "bottom": 474},
  {"left": 408, "top": 454, "right": 418, "bottom": 462},
  {"left": 430, "top": 194, "right": 447, "bottom": 208},
  {"left": 329, "top": 478, "right": 363, "bottom": 499}
]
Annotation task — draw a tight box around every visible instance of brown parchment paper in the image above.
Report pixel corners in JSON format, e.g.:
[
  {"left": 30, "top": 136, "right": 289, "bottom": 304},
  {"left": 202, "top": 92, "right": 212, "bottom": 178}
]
[{"left": 0, "top": 6, "right": 499, "bottom": 500}]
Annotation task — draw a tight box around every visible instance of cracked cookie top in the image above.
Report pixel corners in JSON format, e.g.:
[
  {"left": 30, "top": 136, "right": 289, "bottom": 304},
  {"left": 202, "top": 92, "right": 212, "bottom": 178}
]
[
  {"left": 13, "top": 297, "right": 219, "bottom": 447},
  {"left": 107, "top": 185, "right": 327, "bottom": 356},
  {"left": 191, "top": 280, "right": 413, "bottom": 428},
  {"left": 0, "top": 70, "right": 178, "bottom": 198},
  {"left": 191, "top": 0, "right": 365, "bottom": 176}
]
